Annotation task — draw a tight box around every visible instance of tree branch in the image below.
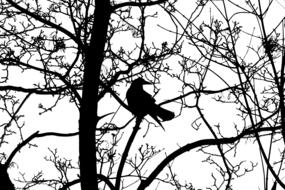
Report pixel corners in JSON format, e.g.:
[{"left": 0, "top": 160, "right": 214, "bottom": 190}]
[
  {"left": 6, "top": 0, "right": 81, "bottom": 46},
  {"left": 5, "top": 131, "right": 39, "bottom": 167},
  {"left": 5, "top": 131, "right": 78, "bottom": 167},
  {"left": 137, "top": 126, "right": 283, "bottom": 190},
  {"left": 0, "top": 85, "right": 69, "bottom": 95},
  {"left": 0, "top": 58, "right": 82, "bottom": 102},
  {"left": 59, "top": 179, "right": 80, "bottom": 190},
  {"left": 115, "top": 117, "right": 142, "bottom": 190},
  {"left": 159, "top": 84, "right": 243, "bottom": 106},
  {"left": 112, "top": 0, "right": 167, "bottom": 10}
]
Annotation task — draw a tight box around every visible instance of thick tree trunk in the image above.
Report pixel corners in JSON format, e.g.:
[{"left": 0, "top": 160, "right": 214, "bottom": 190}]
[
  {"left": 79, "top": 1, "right": 111, "bottom": 190},
  {"left": 0, "top": 164, "right": 14, "bottom": 190}
]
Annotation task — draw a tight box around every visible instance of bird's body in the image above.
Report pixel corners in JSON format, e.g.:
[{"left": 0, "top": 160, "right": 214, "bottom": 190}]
[{"left": 126, "top": 78, "right": 174, "bottom": 127}]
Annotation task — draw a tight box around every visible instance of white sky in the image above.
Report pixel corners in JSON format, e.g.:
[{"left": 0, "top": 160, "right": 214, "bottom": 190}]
[{"left": 2, "top": 0, "right": 285, "bottom": 189}]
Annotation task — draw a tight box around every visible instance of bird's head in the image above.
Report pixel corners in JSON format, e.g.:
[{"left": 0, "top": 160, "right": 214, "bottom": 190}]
[{"left": 132, "top": 78, "right": 151, "bottom": 86}]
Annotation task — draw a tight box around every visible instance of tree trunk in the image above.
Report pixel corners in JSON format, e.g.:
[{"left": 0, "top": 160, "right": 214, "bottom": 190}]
[
  {"left": 0, "top": 164, "right": 14, "bottom": 190},
  {"left": 79, "top": 1, "right": 111, "bottom": 190}
]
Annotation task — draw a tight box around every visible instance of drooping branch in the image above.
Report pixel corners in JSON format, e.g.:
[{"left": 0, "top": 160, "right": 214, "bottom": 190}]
[
  {"left": 5, "top": 131, "right": 79, "bottom": 167},
  {"left": 6, "top": 0, "right": 81, "bottom": 46},
  {"left": 137, "top": 126, "right": 283, "bottom": 190}
]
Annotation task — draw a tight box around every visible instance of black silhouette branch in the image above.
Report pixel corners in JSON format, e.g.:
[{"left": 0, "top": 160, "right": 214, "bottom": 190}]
[
  {"left": 196, "top": 105, "right": 233, "bottom": 189},
  {"left": 115, "top": 117, "right": 142, "bottom": 190},
  {"left": 137, "top": 126, "right": 282, "bottom": 190},
  {"left": 98, "top": 174, "right": 115, "bottom": 190},
  {"left": 59, "top": 174, "right": 115, "bottom": 190},
  {"left": 5, "top": 131, "right": 40, "bottom": 167},
  {"left": 59, "top": 179, "right": 80, "bottom": 190},
  {"left": 0, "top": 58, "right": 82, "bottom": 102},
  {"left": 36, "top": 132, "right": 79, "bottom": 138},
  {"left": 112, "top": 0, "right": 167, "bottom": 10},
  {"left": 0, "top": 85, "right": 69, "bottom": 95},
  {"left": 99, "top": 80, "right": 130, "bottom": 112},
  {"left": 6, "top": 0, "right": 81, "bottom": 46},
  {"left": 159, "top": 84, "right": 243, "bottom": 106},
  {"left": 5, "top": 131, "right": 78, "bottom": 167}
]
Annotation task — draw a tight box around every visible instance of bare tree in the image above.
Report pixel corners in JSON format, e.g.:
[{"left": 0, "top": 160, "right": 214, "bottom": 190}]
[
  {"left": 0, "top": 0, "right": 285, "bottom": 190},
  {"left": 159, "top": 0, "right": 285, "bottom": 189}
]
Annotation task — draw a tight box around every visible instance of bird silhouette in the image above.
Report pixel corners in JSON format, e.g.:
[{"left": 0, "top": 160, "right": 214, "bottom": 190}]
[{"left": 126, "top": 78, "right": 174, "bottom": 128}]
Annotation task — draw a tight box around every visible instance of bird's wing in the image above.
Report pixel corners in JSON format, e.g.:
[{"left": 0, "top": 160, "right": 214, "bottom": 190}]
[{"left": 140, "top": 90, "right": 155, "bottom": 104}]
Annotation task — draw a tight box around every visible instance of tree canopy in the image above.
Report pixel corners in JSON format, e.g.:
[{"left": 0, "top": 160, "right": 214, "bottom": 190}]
[{"left": 0, "top": 0, "right": 284, "bottom": 190}]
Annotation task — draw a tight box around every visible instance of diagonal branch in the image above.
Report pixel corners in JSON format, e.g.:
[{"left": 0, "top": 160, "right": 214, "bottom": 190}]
[
  {"left": 137, "top": 126, "right": 284, "bottom": 190},
  {"left": 5, "top": 131, "right": 40, "bottom": 167},
  {"left": 115, "top": 117, "right": 142, "bottom": 190},
  {"left": 5, "top": 131, "right": 78, "bottom": 167},
  {"left": 6, "top": 0, "right": 81, "bottom": 47},
  {"left": 59, "top": 179, "right": 80, "bottom": 190}
]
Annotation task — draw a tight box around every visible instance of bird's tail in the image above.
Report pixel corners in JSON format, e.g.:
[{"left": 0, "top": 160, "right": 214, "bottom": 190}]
[{"left": 152, "top": 105, "right": 175, "bottom": 121}]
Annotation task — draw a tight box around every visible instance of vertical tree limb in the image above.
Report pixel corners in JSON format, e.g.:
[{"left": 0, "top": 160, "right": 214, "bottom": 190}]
[
  {"left": 115, "top": 118, "right": 142, "bottom": 190},
  {"left": 79, "top": 1, "right": 111, "bottom": 190}
]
